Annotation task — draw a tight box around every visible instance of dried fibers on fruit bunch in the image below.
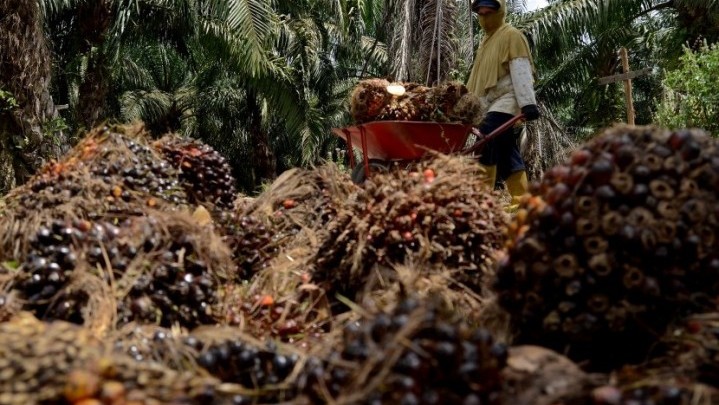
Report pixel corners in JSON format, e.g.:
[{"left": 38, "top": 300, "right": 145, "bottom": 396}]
[
  {"left": 494, "top": 125, "right": 719, "bottom": 370},
  {"left": 588, "top": 368, "right": 718, "bottom": 405},
  {"left": 0, "top": 123, "right": 189, "bottom": 262},
  {"left": 239, "top": 163, "right": 357, "bottom": 237},
  {"left": 314, "top": 154, "right": 509, "bottom": 299},
  {"left": 657, "top": 312, "right": 719, "bottom": 387},
  {"left": 222, "top": 243, "right": 333, "bottom": 345},
  {"left": 221, "top": 163, "right": 358, "bottom": 279},
  {"left": 0, "top": 312, "right": 223, "bottom": 405},
  {"left": 8, "top": 210, "right": 233, "bottom": 330},
  {"left": 153, "top": 134, "right": 238, "bottom": 209},
  {"left": 501, "top": 345, "right": 603, "bottom": 405},
  {"left": 296, "top": 296, "right": 508, "bottom": 404},
  {"left": 355, "top": 263, "right": 505, "bottom": 334}
]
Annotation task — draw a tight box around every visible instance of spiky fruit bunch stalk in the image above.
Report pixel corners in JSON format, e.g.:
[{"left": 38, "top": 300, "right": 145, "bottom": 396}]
[
  {"left": 315, "top": 155, "right": 509, "bottom": 298},
  {"left": 298, "top": 297, "right": 508, "bottom": 404},
  {"left": 494, "top": 125, "right": 719, "bottom": 369},
  {"left": 13, "top": 212, "right": 232, "bottom": 329},
  {"left": 154, "top": 135, "right": 238, "bottom": 208}
]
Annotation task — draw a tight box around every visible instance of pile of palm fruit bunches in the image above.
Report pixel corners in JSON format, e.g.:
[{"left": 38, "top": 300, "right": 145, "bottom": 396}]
[
  {"left": 1, "top": 109, "right": 719, "bottom": 404},
  {"left": 349, "top": 79, "right": 484, "bottom": 125}
]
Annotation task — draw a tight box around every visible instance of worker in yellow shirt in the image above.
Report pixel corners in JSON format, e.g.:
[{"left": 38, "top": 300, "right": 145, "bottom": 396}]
[{"left": 467, "top": 0, "right": 540, "bottom": 210}]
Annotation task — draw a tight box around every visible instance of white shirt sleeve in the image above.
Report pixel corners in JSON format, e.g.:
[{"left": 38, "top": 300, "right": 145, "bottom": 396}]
[{"left": 509, "top": 58, "right": 537, "bottom": 108}]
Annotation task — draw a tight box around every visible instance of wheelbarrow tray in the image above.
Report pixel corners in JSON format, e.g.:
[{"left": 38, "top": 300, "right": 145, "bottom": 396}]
[{"left": 331, "top": 121, "right": 472, "bottom": 161}]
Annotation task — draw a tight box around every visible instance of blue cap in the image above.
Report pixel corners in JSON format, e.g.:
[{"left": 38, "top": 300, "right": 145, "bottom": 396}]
[{"left": 472, "top": 0, "right": 500, "bottom": 11}]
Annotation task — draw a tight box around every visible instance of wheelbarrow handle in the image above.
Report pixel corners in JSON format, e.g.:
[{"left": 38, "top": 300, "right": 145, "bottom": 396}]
[{"left": 463, "top": 113, "right": 525, "bottom": 155}]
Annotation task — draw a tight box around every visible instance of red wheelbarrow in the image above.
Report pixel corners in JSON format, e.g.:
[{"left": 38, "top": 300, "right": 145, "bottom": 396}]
[{"left": 331, "top": 114, "right": 525, "bottom": 183}]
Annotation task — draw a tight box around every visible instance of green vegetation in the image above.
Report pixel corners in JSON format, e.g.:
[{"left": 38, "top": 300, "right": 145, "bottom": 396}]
[
  {"left": 1, "top": 0, "right": 718, "bottom": 193},
  {"left": 656, "top": 44, "right": 719, "bottom": 135}
]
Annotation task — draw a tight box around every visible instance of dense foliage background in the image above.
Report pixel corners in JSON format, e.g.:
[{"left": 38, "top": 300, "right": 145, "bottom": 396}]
[{"left": 1, "top": 0, "right": 718, "bottom": 194}]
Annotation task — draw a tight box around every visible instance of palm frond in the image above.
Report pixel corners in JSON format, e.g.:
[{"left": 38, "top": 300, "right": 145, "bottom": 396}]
[{"left": 418, "top": 0, "right": 457, "bottom": 85}]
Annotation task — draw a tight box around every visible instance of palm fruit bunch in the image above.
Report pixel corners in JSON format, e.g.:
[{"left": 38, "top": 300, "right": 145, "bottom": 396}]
[
  {"left": 350, "top": 78, "right": 393, "bottom": 124},
  {"left": 154, "top": 135, "right": 237, "bottom": 209},
  {"left": 493, "top": 125, "right": 719, "bottom": 368},
  {"left": 220, "top": 164, "right": 357, "bottom": 279},
  {"left": 111, "top": 326, "right": 302, "bottom": 404},
  {"left": 297, "top": 296, "right": 508, "bottom": 404},
  {"left": 315, "top": 154, "right": 508, "bottom": 298},
  {"left": 349, "top": 79, "right": 482, "bottom": 124},
  {"left": 589, "top": 372, "right": 719, "bottom": 405},
  {"left": 83, "top": 126, "right": 187, "bottom": 207},
  {"left": 375, "top": 82, "right": 436, "bottom": 122},
  {"left": 239, "top": 164, "right": 358, "bottom": 235},
  {"left": 11, "top": 211, "right": 232, "bottom": 329},
  {"left": 0, "top": 313, "right": 222, "bottom": 405},
  {"left": 13, "top": 124, "right": 186, "bottom": 214},
  {"left": 187, "top": 331, "right": 301, "bottom": 403},
  {"left": 216, "top": 211, "right": 284, "bottom": 279},
  {"left": 432, "top": 81, "right": 483, "bottom": 125},
  {"left": 222, "top": 255, "right": 332, "bottom": 345},
  {"left": 0, "top": 124, "right": 188, "bottom": 262}
]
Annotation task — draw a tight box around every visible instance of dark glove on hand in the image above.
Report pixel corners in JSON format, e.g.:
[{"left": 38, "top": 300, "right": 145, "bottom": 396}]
[{"left": 521, "top": 104, "right": 541, "bottom": 121}]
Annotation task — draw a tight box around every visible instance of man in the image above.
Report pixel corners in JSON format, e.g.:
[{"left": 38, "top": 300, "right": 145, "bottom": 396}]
[{"left": 467, "top": 0, "right": 540, "bottom": 209}]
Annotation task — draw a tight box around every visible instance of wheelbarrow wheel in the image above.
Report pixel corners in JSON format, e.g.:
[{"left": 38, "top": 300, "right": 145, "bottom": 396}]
[{"left": 351, "top": 159, "right": 390, "bottom": 184}]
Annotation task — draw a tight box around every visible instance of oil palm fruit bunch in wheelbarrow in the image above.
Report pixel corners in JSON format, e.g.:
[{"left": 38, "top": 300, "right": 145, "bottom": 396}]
[
  {"left": 314, "top": 154, "right": 509, "bottom": 299},
  {"left": 297, "top": 296, "right": 508, "bottom": 404},
  {"left": 494, "top": 124, "right": 719, "bottom": 370},
  {"left": 350, "top": 79, "right": 482, "bottom": 125}
]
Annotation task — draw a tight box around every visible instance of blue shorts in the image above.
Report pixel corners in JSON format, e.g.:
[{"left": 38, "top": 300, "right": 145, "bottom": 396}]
[{"left": 478, "top": 112, "right": 525, "bottom": 181}]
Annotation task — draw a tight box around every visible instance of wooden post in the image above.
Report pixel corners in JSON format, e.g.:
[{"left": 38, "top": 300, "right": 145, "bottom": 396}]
[
  {"left": 598, "top": 49, "right": 651, "bottom": 125},
  {"left": 620, "top": 47, "right": 635, "bottom": 125}
]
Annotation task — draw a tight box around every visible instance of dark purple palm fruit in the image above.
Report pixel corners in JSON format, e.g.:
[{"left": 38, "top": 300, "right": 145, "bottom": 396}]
[
  {"left": 494, "top": 125, "right": 719, "bottom": 370},
  {"left": 154, "top": 135, "right": 237, "bottom": 208},
  {"left": 14, "top": 213, "right": 231, "bottom": 329},
  {"left": 298, "top": 296, "right": 508, "bottom": 404}
]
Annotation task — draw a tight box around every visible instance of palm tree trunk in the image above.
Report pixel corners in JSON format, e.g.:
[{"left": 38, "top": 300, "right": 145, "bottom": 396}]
[
  {"left": 0, "top": 0, "right": 69, "bottom": 194},
  {"left": 247, "top": 91, "right": 276, "bottom": 188},
  {"left": 75, "top": 0, "right": 113, "bottom": 129}
]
